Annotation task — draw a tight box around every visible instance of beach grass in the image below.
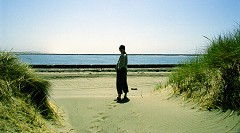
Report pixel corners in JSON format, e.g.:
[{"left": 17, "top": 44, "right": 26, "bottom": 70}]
[
  {"left": 0, "top": 51, "right": 58, "bottom": 132},
  {"left": 169, "top": 26, "right": 240, "bottom": 111}
]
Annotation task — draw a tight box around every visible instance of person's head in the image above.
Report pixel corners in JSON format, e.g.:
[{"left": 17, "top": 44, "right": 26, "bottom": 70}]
[{"left": 119, "top": 45, "right": 126, "bottom": 53}]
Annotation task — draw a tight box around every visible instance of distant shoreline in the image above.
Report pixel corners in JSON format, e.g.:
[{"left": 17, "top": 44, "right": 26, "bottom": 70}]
[
  {"left": 31, "top": 64, "right": 179, "bottom": 69},
  {"left": 14, "top": 52, "right": 201, "bottom": 56},
  {"left": 34, "top": 66, "right": 174, "bottom": 73}
]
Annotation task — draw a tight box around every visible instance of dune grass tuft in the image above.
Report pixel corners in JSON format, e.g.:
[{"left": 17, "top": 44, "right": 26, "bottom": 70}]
[
  {"left": 169, "top": 26, "right": 240, "bottom": 111},
  {"left": 0, "top": 51, "right": 58, "bottom": 132}
]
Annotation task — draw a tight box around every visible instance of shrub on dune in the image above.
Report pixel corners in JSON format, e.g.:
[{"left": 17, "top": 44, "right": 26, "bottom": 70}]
[
  {"left": 0, "top": 52, "right": 56, "bottom": 118},
  {"left": 169, "top": 26, "right": 240, "bottom": 111}
]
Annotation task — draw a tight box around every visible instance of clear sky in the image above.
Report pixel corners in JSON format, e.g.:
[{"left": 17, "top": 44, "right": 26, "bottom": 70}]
[{"left": 1, "top": 0, "right": 240, "bottom": 54}]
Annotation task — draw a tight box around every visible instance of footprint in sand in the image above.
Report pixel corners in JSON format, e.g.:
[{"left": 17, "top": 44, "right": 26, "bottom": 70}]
[
  {"left": 130, "top": 109, "right": 142, "bottom": 118},
  {"left": 92, "top": 112, "right": 104, "bottom": 118},
  {"left": 88, "top": 112, "right": 109, "bottom": 132},
  {"left": 101, "top": 116, "right": 109, "bottom": 120},
  {"left": 108, "top": 102, "right": 118, "bottom": 109},
  {"left": 92, "top": 112, "right": 104, "bottom": 119},
  {"left": 88, "top": 101, "right": 119, "bottom": 132}
]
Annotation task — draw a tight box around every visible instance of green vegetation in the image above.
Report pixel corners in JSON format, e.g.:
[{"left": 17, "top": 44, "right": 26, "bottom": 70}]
[
  {"left": 0, "top": 52, "right": 57, "bottom": 132},
  {"left": 169, "top": 27, "right": 240, "bottom": 111}
]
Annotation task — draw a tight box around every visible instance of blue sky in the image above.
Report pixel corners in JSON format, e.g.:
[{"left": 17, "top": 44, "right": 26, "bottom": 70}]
[{"left": 1, "top": 0, "right": 240, "bottom": 54}]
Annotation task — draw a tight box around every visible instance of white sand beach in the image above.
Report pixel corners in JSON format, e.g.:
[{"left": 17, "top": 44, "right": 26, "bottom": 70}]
[{"left": 41, "top": 71, "right": 240, "bottom": 133}]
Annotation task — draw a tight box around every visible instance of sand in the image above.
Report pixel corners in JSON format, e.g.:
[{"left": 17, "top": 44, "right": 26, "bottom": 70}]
[{"left": 41, "top": 71, "right": 240, "bottom": 133}]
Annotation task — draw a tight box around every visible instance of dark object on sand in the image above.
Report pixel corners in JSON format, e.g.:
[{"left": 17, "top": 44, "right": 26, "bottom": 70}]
[{"left": 131, "top": 88, "right": 138, "bottom": 90}]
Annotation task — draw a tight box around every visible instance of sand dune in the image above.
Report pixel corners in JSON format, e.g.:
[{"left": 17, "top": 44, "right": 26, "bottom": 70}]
[{"left": 45, "top": 72, "right": 240, "bottom": 133}]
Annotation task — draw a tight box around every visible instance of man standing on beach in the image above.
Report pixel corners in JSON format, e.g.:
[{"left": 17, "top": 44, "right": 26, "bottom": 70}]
[{"left": 115, "top": 45, "right": 129, "bottom": 102}]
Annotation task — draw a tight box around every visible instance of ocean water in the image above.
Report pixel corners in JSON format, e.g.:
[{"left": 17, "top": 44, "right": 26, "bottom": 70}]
[{"left": 17, "top": 54, "right": 195, "bottom": 65}]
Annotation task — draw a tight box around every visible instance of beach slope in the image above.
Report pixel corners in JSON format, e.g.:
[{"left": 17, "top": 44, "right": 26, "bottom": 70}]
[{"left": 44, "top": 72, "right": 240, "bottom": 133}]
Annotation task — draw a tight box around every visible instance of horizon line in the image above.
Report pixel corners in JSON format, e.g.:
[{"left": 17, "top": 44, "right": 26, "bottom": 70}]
[{"left": 14, "top": 52, "right": 201, "bottom": 56}]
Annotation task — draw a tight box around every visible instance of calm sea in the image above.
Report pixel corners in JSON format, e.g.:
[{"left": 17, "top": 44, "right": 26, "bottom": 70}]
[{"left": 17, "top": 54, "right": 195, "bottom": 65}]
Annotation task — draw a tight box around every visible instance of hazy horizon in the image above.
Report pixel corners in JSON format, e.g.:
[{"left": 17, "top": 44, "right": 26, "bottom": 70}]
[
  {"left": 14, "top": 51, "right": 199, "bottom": 55},
  {"left": 1, "top": 0, "right": 240, "bottom": 54}
]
